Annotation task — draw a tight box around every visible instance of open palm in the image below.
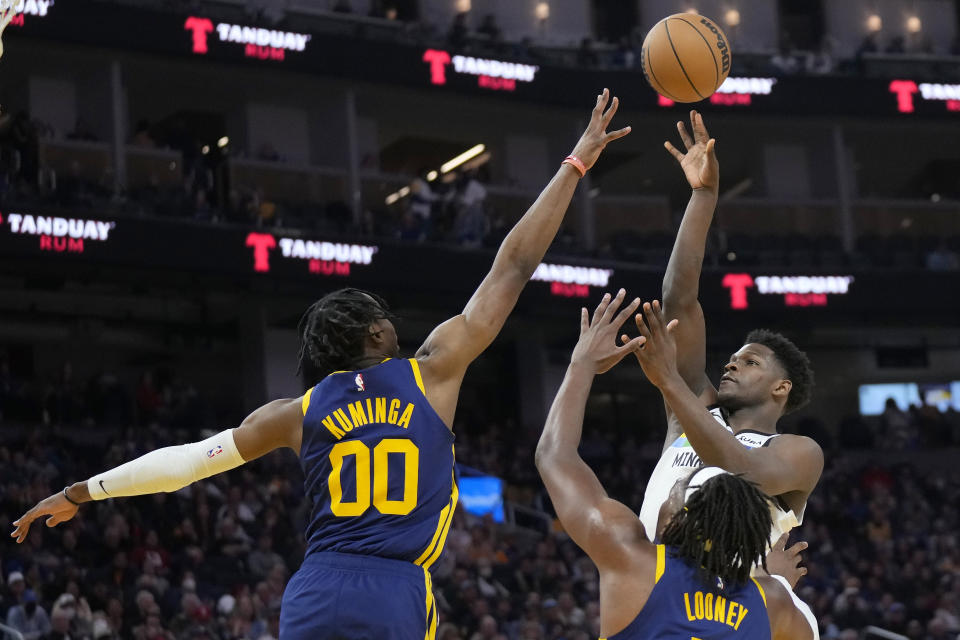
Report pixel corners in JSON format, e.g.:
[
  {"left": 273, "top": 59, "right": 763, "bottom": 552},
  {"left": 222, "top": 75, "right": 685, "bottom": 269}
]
[{"left": 664, "top": 110, "right": 718, "bottom": 193}]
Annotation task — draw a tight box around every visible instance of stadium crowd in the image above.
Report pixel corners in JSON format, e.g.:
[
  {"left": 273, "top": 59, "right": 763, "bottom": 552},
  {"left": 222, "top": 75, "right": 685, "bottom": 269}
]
[{"left": 2, "top": 360, "right": 960, "bottom": 639}]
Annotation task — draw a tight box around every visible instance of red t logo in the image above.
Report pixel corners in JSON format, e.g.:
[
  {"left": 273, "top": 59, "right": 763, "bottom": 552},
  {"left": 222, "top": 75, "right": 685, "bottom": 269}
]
[
  {"left": 889, "top": 79, "right": 919, "bottom": 113},
  {"left": 246, "top": 232, "right": 277, "bottom": 272},
  {"left": 185, "top": 16, "right": 215, "bottom": 54},
  {"left": 423, "top": 49, "right": 452, "bottom": 85},
  {"left": 722, "top": 273, "right": 754, "bottom": 310}
]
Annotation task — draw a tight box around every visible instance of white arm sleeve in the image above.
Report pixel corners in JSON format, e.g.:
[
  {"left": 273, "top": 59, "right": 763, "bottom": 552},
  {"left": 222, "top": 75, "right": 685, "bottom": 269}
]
[
  {"left": 770, "top": 574, "right": 820, "bottom": 640},
  {"left": 87, "top": 429, "right": 246, "bottom": 500}
]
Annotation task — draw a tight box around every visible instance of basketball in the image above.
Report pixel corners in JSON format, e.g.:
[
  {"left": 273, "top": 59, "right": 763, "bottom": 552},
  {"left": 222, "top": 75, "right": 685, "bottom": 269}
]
[{"left": 642, "top": 13, "right": 732, "bottom": 103}]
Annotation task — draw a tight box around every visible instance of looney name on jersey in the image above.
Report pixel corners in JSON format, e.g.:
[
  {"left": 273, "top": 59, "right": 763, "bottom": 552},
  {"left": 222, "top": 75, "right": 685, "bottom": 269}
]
[
  {"left": 321, "top": 397, "right": 414, "bottom": 440},
  {"left": 683, "top": 591, "right": 749, "bottom": 630}
]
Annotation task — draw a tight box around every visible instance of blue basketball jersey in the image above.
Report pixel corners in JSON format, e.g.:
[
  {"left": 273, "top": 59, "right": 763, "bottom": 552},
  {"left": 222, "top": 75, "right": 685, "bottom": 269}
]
[
  {"left": 604, "top": 545, "right": 771, "bottom": 640},
  {"left": 299, "top": 358, "right": 458, "bottom": 571}
]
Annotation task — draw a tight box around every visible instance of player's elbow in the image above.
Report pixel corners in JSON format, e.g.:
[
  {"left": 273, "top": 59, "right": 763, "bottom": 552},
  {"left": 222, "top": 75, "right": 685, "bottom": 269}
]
[{"left": 662, "top": 275, "right": 698, "bottom": 309}]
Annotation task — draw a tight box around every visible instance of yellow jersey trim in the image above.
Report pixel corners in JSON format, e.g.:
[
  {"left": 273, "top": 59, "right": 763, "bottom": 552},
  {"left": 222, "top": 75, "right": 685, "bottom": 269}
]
[
  {"left": 655, "top": 544, "right": 666, "bottom": 584},
  {"left": 414, "top": 447, "right": 459, "bottom": 569},
  {"left": 410, "top": 359, "right": 426, "bottom": 395},
  {"left": 751, "top": 577, "right": 767, "bottom": 607},
  {"left": 301, "top": 388, "right": 314, "bottom": 416},
  {"left": 422, "top": 568, "right": 437, "bottom": 640}
]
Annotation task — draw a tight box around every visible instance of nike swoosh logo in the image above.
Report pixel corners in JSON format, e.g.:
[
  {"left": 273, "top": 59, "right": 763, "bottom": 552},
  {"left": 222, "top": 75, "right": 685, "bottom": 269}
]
[{"left": 99, "top": 480, "right": 110, "bottom": 496}]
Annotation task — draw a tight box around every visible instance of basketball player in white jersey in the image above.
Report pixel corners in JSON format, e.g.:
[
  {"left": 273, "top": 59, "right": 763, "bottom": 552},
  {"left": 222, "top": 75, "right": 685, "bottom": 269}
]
[{"left": 631, "top": 112, "right": 823, "bottom": 546}]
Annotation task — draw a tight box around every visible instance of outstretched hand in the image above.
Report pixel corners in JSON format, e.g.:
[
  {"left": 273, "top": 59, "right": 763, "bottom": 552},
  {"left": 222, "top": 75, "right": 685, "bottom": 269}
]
[
  {"left": 571, "top": 289, "right": 646, "bottom": 375},
  {"left": 11, "top": 491, "right": 78, "bottom": 544},
  {"left": 569, "top": 89, "right": 632, "bottom": 172},
  {"left": 623, "top": 300, "right": 680, "bottom": 388},
  {"left": 764, "top": 533, "right": 809, "bottom": 589},
  {"left": 664, "top": 110, "right": 718, "bottom": 194}
]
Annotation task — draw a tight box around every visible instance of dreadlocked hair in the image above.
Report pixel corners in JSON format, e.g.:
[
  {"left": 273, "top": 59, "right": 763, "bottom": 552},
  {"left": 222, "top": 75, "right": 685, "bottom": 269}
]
[
  {"left": 660, "top": 472, "right": 774, "bottom": 588},
  {"left": 744, "top": 328, "right": 815, "bottom": 413},
  {"left": 296, "top": 288, "right": 394, "bottom": 385}
]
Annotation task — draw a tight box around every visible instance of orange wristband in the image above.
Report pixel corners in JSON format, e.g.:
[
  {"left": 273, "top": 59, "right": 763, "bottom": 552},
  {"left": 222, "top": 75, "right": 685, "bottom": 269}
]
[{"left": 562, "top": 155, "right": 587, "bottom": 178}]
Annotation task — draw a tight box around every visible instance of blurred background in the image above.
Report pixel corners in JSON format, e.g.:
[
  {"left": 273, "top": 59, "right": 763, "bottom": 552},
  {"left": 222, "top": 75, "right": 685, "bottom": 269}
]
[{"left": 0, "top": 0, "right": 959, "bottom": 639}]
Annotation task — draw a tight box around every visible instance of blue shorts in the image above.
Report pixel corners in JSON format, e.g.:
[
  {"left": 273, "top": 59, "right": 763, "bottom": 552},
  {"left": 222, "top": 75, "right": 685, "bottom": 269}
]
[{"left": 280, "top": 551, "right": 437, "bottom": 640}]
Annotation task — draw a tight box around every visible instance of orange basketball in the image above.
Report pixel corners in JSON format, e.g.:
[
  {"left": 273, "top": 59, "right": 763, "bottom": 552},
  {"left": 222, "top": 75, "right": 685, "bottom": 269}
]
[{"left": 641, "top": 14, "right": 732, "bottom": 103}]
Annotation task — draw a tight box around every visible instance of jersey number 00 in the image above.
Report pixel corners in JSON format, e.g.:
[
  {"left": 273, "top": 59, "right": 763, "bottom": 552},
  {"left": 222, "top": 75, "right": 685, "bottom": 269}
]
[{"left": 328, "top": 438, "right": 419, "bottom": 516}]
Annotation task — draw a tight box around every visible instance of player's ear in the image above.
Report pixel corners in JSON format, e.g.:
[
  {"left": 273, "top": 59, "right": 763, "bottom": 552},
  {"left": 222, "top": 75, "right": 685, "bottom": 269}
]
[{"left": 772, "top": 378, "right": 792, "bottom": 404}]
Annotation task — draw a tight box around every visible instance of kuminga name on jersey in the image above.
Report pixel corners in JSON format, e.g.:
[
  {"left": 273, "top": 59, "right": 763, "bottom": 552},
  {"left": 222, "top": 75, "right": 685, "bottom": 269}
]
[{"left": 299, "top": 358, "right": 458, "bottom": 570}]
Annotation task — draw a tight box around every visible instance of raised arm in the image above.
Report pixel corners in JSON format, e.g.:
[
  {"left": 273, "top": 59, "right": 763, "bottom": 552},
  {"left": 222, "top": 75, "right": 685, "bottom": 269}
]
[
  {"left": 535, "top": 291, "right": 650, "bottom": 568},
  {"left": 10, "top": 397, "right": 303, "bottom": 543},
  {"left": 417, "top": 90, "right": 631, "bottom": 426},
  {"left": 632, "top": 301, "right": 823, "bottom": 499},
  {"left": 660, "top": 111, "right": 719, "bottom": 400}
]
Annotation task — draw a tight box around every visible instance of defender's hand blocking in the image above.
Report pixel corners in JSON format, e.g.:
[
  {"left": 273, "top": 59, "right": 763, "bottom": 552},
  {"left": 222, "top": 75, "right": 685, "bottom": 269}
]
[
  {"left": 571, "top": 289, "right": 646, "bottom": 375},
  {"left": 569, "top": 89, "right": 632, "bottom": 172},
  {"left": 11, "top": 491, "right": 79, "bottom": 544},
  {"left": 765, "top": 533, "right": 809, "bottom": 589},
  {"left": 625, "top": 300, "right": 680, "bottom": 387},
  {"left": 664, "top": 110, "right": 718, "bottom": 194}
]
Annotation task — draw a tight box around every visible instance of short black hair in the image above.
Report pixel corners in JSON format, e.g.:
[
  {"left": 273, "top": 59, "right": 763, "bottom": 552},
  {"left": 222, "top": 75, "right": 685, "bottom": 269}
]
[
  {"left": 661, "top": 472, "right": 774, "bottom": 587},
  {"left": 297, "top": 288, "right": 394, "bottom": 385},
  {"left": 744, "top": 328, "right": 814, "bottom": 413}
]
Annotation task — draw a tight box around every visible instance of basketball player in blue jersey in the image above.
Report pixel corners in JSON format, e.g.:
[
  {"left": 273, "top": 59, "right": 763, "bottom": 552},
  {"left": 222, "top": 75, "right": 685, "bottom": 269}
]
[
  {"left": 10, "top": 90, "right": 632, "bottom": 640},
  {"left": 536, "top": 291, "right": 818, "bottom": 639},
  {"left": 633, "top": 111, "right": 823, "bottom": 545}
]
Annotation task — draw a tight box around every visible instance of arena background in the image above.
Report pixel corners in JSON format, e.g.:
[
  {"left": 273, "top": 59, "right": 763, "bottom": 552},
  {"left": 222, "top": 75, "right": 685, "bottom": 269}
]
[{"left": 1, "top": 0, "right": 960, "bottom": 638}]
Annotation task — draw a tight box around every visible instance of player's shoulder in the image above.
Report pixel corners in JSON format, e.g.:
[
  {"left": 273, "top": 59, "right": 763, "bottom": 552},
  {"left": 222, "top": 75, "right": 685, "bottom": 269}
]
[{"left": 767, "top": 433, "right": 824, "bottom": 459}]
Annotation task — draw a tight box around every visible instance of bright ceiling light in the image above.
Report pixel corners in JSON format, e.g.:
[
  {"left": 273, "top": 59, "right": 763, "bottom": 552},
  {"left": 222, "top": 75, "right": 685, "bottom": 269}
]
[
  {"left": 724, "top": 9, "right": 740, "bottom": 27},
  {"left": 906, "top": 16, "right": 921, "bottom": 33},
  {"left": 441, "top": 144, "right": 485, "bottom": 174},
  {"left": 866, "top": 14, "right": 882, "bottom": 32}
]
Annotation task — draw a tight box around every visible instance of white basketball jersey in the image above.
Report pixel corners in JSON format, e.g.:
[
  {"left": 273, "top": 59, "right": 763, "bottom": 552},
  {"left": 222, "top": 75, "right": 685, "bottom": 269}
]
[{"left": 638, "top": 406, "right": 803, "bottom": 547}]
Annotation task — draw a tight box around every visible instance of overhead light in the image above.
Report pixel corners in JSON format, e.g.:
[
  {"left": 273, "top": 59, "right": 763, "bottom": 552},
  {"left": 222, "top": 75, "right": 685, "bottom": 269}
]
[
  {"left": 906, "top": 15, "right": 921, "bottom": 33},
  {"left": 217, "top": 136, "right": 229, "bottom": 148},
  {"left": 724, "top": 9, "right": 740, "bottom": 27},
  {"left": 685, "top": 7, "right": 699, "bottom": 15},
  {"left": 866, "top": 14, "right": 882, "bottom": 32},
  {"left": 201, "top": 145, "right": 210, "bottom": 155},
  {"left": 535, "top": 2, "right": 549, "bottom": 21},
  {"left": 441, "top": 144, "right": 485, "bottom": 174},
  {"left": 385, "top": 185, "right": 411, "bottom": 205},
  {"left": 426, "top": 170, "right": 438, "bottom": 182},
  {"left": 455, "top": 0, "right": 470, "bottom": 13}
]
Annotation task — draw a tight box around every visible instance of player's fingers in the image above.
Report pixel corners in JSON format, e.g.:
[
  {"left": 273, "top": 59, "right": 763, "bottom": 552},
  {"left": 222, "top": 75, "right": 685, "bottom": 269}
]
[
  {"left": 634, "top": 311, "right": 651, "bottom": 339},
  {"left": 592, "top": 292, "right": 612, "bottom": 324},
  {"left": 706, "top": 138, "right": 716, "bottom": 157},
  {"left": 593, "top": 88, "right": 609, "bottom": 119},
  {"left": 692, "top": 110, "right": 708, "bottom": 143},
  {"left": 664, "top": 141, "right": 685, "bottom": 163},
  {"left": 602, "top": 95, "right": 620, "bottom": 126},
  {"left": 45, "top": 515, "right": 61, "bottom": 528},
  {"left": 666, "top": 318, "right": 679, "bottom": 332},
  {"left": 642, "top": 302, "right": 661, "bottom": 333},
  {"left": 787, "top": 541, "right": 808, "bottom": 556},
  {"left": 677, "top": 119, "right": 694, "bottom": 150},
  {"left": 773, "top": 533, "right": 788, "bottom": 551},
  {"left": 602, "top": 289, "right": 627, "bottom": 322},
  {"left": 612, "top": 297, "right": 642, "bottom": 329},
  {"left": 605, "top": 126, "right": 632, "bottom": 143},
  {"left": 580, "top": 307, "right": 589, "bottom": 335},
  {"left": 618, "top": 336, "right": 646, "bottom": 353}
]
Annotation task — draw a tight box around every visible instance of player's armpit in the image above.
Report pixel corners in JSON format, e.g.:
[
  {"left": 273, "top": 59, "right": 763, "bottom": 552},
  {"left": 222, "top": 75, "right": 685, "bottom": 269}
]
[
  {"left": 741, "top": 435, "right": 823, "bottom": 499},
  {"left": 232, "top": 397, "right": 305, "bottom": 460}
]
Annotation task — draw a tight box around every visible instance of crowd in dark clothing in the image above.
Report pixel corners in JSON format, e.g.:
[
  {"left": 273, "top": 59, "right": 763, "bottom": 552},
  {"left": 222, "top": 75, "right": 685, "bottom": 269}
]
[{"left": 2, "top": 359, "right": 960, "bottom": 639}]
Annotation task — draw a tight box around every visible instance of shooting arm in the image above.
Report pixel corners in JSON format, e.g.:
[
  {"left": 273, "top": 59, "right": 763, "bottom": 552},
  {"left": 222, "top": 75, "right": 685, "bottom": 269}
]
[{"left": 658, "top": 375, "right": 822, "bottom": 497}]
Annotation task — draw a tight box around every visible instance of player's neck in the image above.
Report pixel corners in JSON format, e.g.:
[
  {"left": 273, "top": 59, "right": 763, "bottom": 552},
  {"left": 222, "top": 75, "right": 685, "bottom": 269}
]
[
  {"left": 724, "top": 404, "right": 780, "bottom": 434},
  {"left": 353, "top": 353, "right": 392, "bottom": 370}
]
